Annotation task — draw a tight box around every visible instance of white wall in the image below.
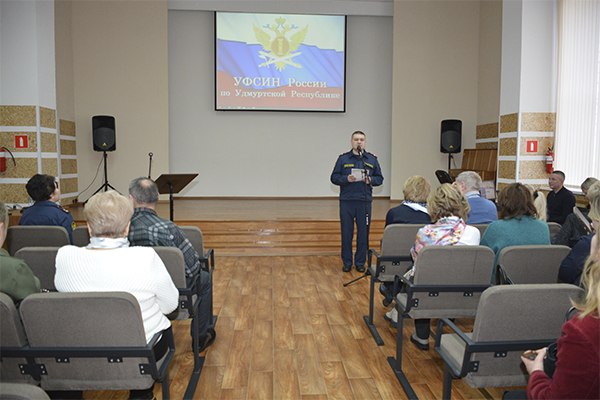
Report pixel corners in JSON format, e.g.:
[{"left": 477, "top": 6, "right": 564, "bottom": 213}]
[
  {"left": 168, "top": 11, "right": 393, "bottom": 197},
  {"left": 71, "top": 0, "right": 170, "bottom": 196},
  {"left": 390, "top": 0, "right": 481, "bottom": 199}
]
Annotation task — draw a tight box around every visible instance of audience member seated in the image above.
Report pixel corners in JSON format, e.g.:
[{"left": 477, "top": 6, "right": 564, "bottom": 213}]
[
  {"left": 385, "top": 175, "right": 431, "bottom": 226},
  {"left": 127, "top": 177, "right": 215, "bottom": 351},
  {"left": 55, "top": 190, "right": 179, "bottom": 400},
  {"left": 380, "top": 175, "right": 432, "bottom": 306},
  {"left": 453, "top": 171, "right": 498, "bottom": 224},
  {"left": 516, "top": 202, "right": 599, "bottom": 399},
  {"left": 525, "top": 184, "right": 547, "bottom": 222},
  {"left": 552, "top": 177, "right": 599, "bottom": 247},
  {"left": 546, "top": 170, "right": 576, "bottom": 225},
  {"left": 481, "top": 183, "right": 551, "bottom": 265},
  {"left": 18, "top": 174, "right": 75, "bottom": 243},
  {"left": 385, "top": 183, "right": 480, "bottom": 350},
  {"left": 558, "top": 182, "right": 600, "bottom": 286},
  {"left": 0, "top": 201, "right": 41, "bottom": 306}
]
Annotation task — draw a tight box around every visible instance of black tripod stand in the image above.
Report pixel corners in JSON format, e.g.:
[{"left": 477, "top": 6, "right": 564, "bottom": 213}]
[
  {"left": 91, "top": 151, "right": 117, "bottom": 195},
  {"left": 344, "top": 150, "right": 372, "bottom": 287}
]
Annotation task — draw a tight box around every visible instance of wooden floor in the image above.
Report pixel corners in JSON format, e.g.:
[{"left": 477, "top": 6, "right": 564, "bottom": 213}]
[{"left": 83, "top": 255, "right": 524, "bottom": 400}]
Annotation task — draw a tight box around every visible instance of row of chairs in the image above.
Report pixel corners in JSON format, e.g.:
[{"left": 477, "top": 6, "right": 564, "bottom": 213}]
[
  {"left": 1, "top": 291, "right": 175, "bottom": 398},
  {"left": 4, "top": 224, "right": 215, "bottom": 399},
  {"left": 364, "top": 223, "right": 577, "bottom": 399},
  {"left": 6, "top": 225, "right": 213, "bottom": 266}
]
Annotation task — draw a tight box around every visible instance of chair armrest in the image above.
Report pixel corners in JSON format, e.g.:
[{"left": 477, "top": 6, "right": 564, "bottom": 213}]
[
  {"left": 434, "top": 318, "right": 557, "bottom": 378},
  {"left": 367, "top": 249, "right": 380, "bottom": 276},
  {"left": 200, "top": 248, "right": 214, "bottom": 274}
]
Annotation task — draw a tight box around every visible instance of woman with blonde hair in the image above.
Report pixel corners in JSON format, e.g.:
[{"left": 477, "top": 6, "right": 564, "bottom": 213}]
[
  {"left": 520, "top": 185, "right": 600, "bottom": 399},
  {"left": 524, "top": 184, "right": 547, "bottom": 222},
  {"left": 399, "top": 183, "right": 480, "bottom": 350},
  {"left": 385, "top": 175, "right": 432, "bottom": 226},
  {"left": 380, "top": 176, "right": 432, "bottom": 307}
]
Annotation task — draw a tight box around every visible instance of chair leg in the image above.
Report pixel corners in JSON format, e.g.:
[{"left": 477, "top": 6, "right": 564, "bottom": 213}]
[
  {"left": 442, "top": 363, "right": 454, "bottom": 400},
  {"left": 161, "top": 368, "right": 170, "bottom": 400},
  {"left": 363, "top": 270, "right": 384, "bottom": 345},
  {"left": 386, "top": 307, "right": 419, "bottom": 399}
]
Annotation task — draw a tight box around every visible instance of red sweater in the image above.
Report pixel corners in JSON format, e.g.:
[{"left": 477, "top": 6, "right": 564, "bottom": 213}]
[{"left": 527, "top": 312, "right": 600, "bottom": 399}]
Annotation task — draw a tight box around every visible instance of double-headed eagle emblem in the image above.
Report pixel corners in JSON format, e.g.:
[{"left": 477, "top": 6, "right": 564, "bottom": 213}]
[{"left": 253, "top": 18, "right": 308, "bottom": 71}]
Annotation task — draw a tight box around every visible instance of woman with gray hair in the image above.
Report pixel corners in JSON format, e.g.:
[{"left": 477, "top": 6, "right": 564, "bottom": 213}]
[{"left": 55, "top": 190, "right": 178, "bottom": 400}]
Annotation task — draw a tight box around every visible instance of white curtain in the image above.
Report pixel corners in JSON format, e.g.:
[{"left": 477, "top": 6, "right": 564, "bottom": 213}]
[{"left": 555, "top": 0, "right": 600, "bottom": 187}]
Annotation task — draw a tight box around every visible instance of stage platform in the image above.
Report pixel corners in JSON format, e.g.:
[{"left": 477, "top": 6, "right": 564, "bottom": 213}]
[{"left": 68, "top": 197, "right": 395, "bottom": 256}]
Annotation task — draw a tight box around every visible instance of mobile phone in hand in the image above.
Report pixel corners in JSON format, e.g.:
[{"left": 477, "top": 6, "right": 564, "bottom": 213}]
[{"left": 522, "top": 350, "right": 537, "bottom": 360}]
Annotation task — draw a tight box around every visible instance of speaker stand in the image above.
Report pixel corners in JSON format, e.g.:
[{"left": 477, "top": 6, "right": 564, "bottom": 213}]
[
  {"left": 447, "top": 153, "right": 454, "bottom": 171},
  {"left": 91, "top": 151, "right": 117, "bottom": 196}
]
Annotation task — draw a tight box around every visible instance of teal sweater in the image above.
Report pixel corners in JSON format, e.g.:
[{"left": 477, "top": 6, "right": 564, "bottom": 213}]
[{"left": 480, "top": 216, "right": 551, "bottom": 265}]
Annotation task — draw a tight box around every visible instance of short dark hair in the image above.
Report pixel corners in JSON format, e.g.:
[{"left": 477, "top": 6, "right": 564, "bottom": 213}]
[
  {"left": 351, "top": 130, "right": 366, "bottom": 139},
  {"left": 551, "top": 170, "right": 565, "bottom": 181},
  {"left": 128, "top": 177, "right": 159, "bottom": 205},
  {"left": 26, "top": 174, "right": 56, "bottom": 202},
  {"left": 497, "top": 183, "right": 537, "bottom": 220}
]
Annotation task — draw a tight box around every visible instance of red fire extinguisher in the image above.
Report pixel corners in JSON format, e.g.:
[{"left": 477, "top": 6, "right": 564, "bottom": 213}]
[
  {"left": 0, "top": 147, "right": 16, "bottom": 173},
  {"left": 0, "top": 147, "right": 6, "bottom": 173},
  {"left": 546, "top": 147, "right": 554, "bottom": 174}
]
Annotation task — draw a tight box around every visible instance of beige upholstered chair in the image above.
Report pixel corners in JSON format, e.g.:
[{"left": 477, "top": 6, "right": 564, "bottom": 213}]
[
  {"left": 0, "top": 383, "right": 51, "bottom": 400},
  {"left": 547, "top": 222, "right": 562, "bottom": 241},
  {"left": 364, "top": 224, "right": 424, "bottom": 345},
  {"left": 6, "top": 226, "right": 69, "bottom": 256},
  {"left": 470, "top": 224, "right": 489, "bottom": 237},
  {"left": 14, "top": 247, "right": 59, "bottom": 291},
  {"left": 389, "top": 245, "right": 495, "bottom": 399},
  {"left": 19, "top": 292, "right": 174, "bottom": 399},
  {"left": 72, "top": 225, "right": 90, "bottom": 247},
  {"left": 180, "top": 225, "right": 214, "bottom": 274},
  {"left": 494, "top": 245, "right": 571, "bottom": 284},
  {"left": 435, "top": 284, "right": 584, "bottom": 399},
  {"left": 0, "top": 293, "right": 38, "bottom": 385},
  {"left": 152, "top": 246, "right": 204, "bottom": 397}
]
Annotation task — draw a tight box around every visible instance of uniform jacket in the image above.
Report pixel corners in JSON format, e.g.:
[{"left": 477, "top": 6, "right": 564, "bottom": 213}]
[
  {"left": 19, "top": 201, "right": 75, "bottom": 243},
  {"left": 330, "top": 150, "right": 383, "bottom": 201}
]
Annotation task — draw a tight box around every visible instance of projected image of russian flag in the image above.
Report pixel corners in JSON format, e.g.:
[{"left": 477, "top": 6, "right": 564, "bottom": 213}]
[{"left": 216, "top": 12, "right": 346, "bottom": 112}]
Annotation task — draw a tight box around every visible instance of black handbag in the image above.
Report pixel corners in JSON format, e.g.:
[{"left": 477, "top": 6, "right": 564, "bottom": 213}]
[
  {"left": 542, "top": 306, "right": 577, "bottom": 378},
  {"left": 494, "top": 264, "right": 514, "bottom": 285},
  {"left": 543, "top": 341, "right": 558, "bottom": 378}
]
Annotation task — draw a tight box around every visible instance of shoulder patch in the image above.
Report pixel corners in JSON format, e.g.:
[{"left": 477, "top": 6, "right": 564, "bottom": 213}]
[
  {"left": 339, "top": 150, "right": 351, "bottom": 157},
  {"left": 56, "top": 204, "right": 70, "bottom": 214},
  {"left": 365, "top": 151, "right": 378, "bottom": 158}
]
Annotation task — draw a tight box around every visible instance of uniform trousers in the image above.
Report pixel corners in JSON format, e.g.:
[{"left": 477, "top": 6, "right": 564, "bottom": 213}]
[{"left": 339, "top": 200, "right": 372, "bottom": 267}]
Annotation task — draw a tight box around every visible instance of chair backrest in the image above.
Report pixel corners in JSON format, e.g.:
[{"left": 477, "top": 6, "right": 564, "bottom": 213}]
[
  {"left": 496, "top": 245, "right": 571, "bottom": 284},
  {"left": 0, "top": 383, "right": 51, "bottom": 400},
  {"left": 378, "top": 224, "right": 424, "bottom": 282},
  {"left": 14, "top": 247, "right": 59, "bottom": 291},
  {"left": 153, "top": 246, "right": 192, "bottom": 320},
  {"left": 547, "top": 222, "right": 562, "bottom": 240},
  {"left": 0, "top": 293, "right": 36, "bottom": 385},
  {"left": 179, "top": 226, "right": 206, "bottom": 257},
  {"left": 470, "top": 224, "right": 489, "bottom": 237},
  {"left": 153, "top": 247, "right": 187, "bottom": 288},
  {"left": 19, "top": 292, "right": 157, "bottom": 391},
  {"left": 465, "top": 284, "right": 583, "bottom": 388},
  {"left": 72, "top": 226, "right": 90, "bottom": 247},
  {"left": 407, "top": 245, "right": 495, "bottom": 319},
  {"left": 6, "top": 226, "right": 70, "bottom": 256}
]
